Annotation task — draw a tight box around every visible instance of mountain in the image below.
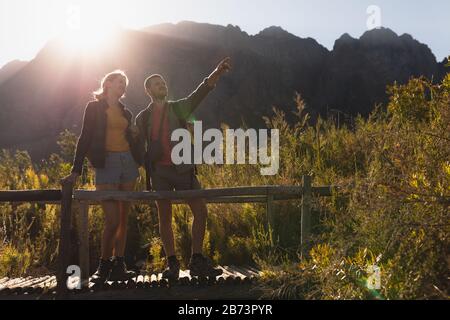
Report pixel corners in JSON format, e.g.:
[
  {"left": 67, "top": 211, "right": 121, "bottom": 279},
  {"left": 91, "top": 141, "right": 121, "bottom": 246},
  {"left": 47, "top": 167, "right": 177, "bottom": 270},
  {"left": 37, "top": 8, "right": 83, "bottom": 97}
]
[
  {"left": 438, "top": 57, "right": 449, "bottom": 79},
  {"left": 0, "top": 22, "right": 446, "bottom": 160},
  {"left": 316, "top": 28, "right": 443, "bottom": 116},
  {"left": 0, "top": 60, "right": 28, "bottom": 86}
]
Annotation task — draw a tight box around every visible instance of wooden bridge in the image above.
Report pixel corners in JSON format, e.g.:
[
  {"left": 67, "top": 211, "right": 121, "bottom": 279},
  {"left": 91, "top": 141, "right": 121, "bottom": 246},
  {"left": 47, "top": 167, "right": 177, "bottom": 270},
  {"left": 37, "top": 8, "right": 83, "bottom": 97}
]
[
  {"left": 0, "top": 175, "right": 337, "bottom": 299},
  {"left": 0, "top": 265, "right": 263, "bottom": 300}
]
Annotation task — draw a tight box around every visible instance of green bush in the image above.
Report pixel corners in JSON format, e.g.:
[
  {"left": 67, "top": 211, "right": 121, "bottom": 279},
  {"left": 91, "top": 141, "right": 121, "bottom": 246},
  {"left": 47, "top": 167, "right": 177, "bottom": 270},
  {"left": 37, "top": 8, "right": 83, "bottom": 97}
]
[{"left": 0, "top": 245, "right": 31, "bottom": 277}]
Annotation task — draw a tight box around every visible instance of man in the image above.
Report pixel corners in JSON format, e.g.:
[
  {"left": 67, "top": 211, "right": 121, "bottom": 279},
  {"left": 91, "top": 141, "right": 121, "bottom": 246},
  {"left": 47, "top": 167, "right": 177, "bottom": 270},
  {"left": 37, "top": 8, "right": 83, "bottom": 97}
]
[{"left": 135, "top": 57, "right": 232, "bottom": 280}]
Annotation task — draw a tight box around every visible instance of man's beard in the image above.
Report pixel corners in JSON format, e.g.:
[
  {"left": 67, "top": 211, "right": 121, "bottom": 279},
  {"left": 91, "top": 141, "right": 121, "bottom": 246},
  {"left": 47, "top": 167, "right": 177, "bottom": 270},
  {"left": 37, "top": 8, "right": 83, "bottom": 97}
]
[{"left": 153, "top": 92, "right": 167, "bottom": 101}]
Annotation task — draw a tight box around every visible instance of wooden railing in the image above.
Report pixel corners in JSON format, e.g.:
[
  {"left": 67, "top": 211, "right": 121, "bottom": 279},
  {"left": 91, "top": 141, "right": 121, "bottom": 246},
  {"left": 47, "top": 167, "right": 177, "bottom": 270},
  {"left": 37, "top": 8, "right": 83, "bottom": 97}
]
[{"left": 0, "top": 175, "right": 337, "bottom": 296}]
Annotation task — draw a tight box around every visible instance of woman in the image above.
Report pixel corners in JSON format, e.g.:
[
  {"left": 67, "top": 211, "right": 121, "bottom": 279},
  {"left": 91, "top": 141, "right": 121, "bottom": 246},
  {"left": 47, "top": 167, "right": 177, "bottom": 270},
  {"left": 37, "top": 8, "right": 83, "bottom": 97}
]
[{"left": 62, "top": 70, "right": 141, "bottom": 284}]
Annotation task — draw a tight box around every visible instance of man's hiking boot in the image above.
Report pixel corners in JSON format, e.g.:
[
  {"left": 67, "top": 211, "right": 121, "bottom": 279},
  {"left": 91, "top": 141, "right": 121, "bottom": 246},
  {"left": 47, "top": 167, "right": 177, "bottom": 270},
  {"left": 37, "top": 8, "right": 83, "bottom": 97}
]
[
  {"left": 91, "top": 258, "right": 113, "bottom": 284},
  {"left": 162, "top": 256, "right": 180, "bottom": 281},
  {"left": 109, "top": 256, "right": 136, "bottom": 282},
  {"left": 188, "top": 254, "right": 223, "bottom": 278}
]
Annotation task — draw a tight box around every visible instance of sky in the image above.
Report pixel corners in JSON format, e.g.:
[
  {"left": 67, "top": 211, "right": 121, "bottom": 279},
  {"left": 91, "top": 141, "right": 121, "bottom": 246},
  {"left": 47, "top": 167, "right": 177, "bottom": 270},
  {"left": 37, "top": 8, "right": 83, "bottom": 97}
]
[{"left": 0, "top": 0, "right": 449, "bottom": 68}]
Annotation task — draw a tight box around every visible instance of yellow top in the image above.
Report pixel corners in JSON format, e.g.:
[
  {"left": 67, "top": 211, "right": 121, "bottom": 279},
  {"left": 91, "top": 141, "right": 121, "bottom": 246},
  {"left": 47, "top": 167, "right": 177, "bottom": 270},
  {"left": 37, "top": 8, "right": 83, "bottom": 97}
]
[{"left": 105, "top": 106, "right": 130, "bottom": 152}]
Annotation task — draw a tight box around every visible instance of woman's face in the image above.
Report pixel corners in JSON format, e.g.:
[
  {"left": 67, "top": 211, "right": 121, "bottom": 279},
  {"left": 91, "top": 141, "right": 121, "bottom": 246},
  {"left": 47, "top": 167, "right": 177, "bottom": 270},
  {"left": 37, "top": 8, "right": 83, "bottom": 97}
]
[{"left": 106, "top": 76, "right": 127, "bottom": 98}]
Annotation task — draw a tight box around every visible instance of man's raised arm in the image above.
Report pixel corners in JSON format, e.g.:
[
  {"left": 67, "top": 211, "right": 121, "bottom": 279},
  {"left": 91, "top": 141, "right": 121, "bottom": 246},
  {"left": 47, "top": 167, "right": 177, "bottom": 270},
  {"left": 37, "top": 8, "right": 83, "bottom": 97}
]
[
  {"left": 206, "top": 57, "right": 232, "bottom": 88},
  {"left": 175, "top": 57, "right": 232, "bottom": 119}
]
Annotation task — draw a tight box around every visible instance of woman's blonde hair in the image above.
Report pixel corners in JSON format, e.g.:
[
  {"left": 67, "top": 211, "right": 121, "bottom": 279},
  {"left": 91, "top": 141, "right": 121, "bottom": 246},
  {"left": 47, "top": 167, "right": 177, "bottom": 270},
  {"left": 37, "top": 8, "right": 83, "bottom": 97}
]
[{"left": 93, "top": 70, "right": 129, "bottom": 100}]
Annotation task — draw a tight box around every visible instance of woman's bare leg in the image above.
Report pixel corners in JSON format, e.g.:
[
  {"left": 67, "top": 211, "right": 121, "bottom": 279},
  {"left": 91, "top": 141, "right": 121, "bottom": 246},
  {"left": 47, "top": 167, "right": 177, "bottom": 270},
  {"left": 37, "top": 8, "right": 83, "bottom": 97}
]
[
  {"left": 114, "top": 181, "right": 135, "bottom": 257},
  {"left": 96, "top": 184, "right": 120, "bottom": 259}
]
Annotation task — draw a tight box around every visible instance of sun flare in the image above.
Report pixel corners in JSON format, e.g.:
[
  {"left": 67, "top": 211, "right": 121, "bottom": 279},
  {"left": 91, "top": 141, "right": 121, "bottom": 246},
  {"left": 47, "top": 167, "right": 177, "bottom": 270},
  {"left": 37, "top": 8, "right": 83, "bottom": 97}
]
[
  {"left": 62, "top": 26, "right": 117, "bottom": 53},
  {"left": 60, "top": 1, "right": 121, "bottom": 54}
]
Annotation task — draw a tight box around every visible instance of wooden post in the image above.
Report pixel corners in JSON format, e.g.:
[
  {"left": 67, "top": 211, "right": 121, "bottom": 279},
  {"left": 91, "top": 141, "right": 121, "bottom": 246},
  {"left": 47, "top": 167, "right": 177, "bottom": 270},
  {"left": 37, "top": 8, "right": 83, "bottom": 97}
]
[
  {"left": 301, "top": 175, "right": 312, "bottom": 259},
  {"left": 266, "top": 194, "right": 274, "bottom": 246},
  {"left": 57, "top": 182, "right": 73, "bottom": 296},
  {"left": 76, "top": 201, "right": 90, "bottom": 289}
]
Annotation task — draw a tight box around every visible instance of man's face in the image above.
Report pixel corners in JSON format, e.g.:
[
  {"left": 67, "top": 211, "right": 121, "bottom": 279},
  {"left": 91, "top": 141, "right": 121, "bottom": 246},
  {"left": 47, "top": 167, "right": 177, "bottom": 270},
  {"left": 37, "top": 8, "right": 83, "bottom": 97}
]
[{"left": 148, "top": 77, "right": 168, "bottom": 100}]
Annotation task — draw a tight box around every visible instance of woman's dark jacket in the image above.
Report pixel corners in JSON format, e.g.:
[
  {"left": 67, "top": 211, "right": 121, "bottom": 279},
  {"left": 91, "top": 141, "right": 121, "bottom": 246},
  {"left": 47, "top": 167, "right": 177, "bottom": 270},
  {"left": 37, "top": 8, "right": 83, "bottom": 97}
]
[{"left": 71, "top": 99, "right": 141, "bottom": 175}]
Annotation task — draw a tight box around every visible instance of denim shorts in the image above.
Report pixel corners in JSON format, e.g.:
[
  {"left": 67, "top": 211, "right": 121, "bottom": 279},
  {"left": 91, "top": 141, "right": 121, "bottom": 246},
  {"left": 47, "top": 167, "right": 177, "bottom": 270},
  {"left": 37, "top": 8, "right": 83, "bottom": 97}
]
[
  {"left": 150, "top": 164, "right": 201, "bottom": 191},
  {"left": 95, "top": 151, "right": 139, "bottom": 185}
]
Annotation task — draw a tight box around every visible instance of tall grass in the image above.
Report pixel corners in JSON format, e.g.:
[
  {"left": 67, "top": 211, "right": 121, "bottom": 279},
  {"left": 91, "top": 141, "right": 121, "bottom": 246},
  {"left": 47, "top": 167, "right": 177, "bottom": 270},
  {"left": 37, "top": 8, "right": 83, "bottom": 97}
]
[{"left": 0, "top": 72, "right": 448, "bottom": 299}]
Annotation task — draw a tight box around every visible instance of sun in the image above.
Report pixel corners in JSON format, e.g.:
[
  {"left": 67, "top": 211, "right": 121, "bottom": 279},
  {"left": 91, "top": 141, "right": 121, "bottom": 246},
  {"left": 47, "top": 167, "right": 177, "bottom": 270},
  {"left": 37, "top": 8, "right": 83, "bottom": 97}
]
[
  {"left": 61, "top": 2, "right": 121, "bottom": 54},
  {"left": 62, "top": 26, "right": 117, "bottom": 53}
]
